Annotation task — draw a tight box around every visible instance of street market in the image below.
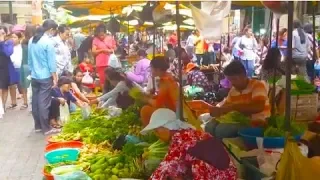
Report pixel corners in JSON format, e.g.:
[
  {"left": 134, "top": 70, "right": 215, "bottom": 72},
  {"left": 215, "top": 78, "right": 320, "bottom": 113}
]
[{"left": 1, "top": 1, "right": 320, "bottom": 180}]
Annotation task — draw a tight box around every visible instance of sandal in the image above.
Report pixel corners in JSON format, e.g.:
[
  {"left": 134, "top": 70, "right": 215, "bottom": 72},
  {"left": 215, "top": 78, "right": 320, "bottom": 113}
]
[
  {"left": 20, "top": 104, "right": 28, "bottom": 110},
  {"left": 6, "top": 104, "right": 17, "bottom": 110}
]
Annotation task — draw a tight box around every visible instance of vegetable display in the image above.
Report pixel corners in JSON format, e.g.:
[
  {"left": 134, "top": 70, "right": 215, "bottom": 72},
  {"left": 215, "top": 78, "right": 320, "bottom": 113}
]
[
  {"left": 264, "top": 115, "right": 307, "bottom": 137},
  {"left": 216, "top": 111, "right": 251, "bottom": 125}
]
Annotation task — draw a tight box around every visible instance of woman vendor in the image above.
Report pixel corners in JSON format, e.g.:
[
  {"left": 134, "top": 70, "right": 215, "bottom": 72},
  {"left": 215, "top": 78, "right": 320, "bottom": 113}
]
[
  {"left": 140, "top": 56, "right": 178, "bottom": 126},
  {"left": 205, "top": 60, "right": 270, "bottom": 139},
  {"left": 126, "top": 49, "right": 150, "bottom": 85},
  {"left": 140, "top": 108, "right": 237, "bottom": 179}
]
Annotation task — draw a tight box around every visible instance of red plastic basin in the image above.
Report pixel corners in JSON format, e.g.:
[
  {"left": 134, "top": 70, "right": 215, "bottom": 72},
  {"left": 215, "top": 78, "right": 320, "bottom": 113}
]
[{"left": 45, "top": 141, "right": 83, "bottom": 152}]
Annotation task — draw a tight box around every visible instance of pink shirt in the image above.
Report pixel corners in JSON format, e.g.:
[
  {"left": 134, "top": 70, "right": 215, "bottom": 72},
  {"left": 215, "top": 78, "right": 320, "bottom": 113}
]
[{"left": 92, "top": 36, "right": 115, "bottom": 67}]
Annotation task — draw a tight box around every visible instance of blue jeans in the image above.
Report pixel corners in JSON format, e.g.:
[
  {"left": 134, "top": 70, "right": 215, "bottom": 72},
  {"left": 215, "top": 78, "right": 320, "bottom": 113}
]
[
  {"left": 241, "top": 59, "right": 254, "bottom": 77},
  {"left": 204, "top": 120, "right": 248, "bottom": 140}
]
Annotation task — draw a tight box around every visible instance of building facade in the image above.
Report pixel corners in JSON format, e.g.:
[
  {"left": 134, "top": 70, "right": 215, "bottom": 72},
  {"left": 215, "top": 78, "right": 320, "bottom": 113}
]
[{"left": 0, "top": 1, "right": 32, "bottom": 24}]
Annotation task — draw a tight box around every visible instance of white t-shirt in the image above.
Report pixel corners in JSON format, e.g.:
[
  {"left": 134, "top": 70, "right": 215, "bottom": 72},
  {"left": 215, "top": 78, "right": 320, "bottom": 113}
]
[
  {"left": 10, "top": 44, "right": 22, "bottom": 69},
  {"left": 235, "top": 36, "right": 258, "bottom": 61},
  {"left": 186, "top": 35, "right": 195, "bottom": 47}
]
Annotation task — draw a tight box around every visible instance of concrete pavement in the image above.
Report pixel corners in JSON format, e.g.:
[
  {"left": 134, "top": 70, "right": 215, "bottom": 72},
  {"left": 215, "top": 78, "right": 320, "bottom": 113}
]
[{"left": 0, "top": 106, "right": 46, "bottom": 180}]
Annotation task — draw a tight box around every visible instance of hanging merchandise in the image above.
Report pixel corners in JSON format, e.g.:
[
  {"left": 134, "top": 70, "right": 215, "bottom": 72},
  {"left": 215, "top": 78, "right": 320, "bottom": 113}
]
[
  {"left": 152, "top": 2, "right": 173, "bottom": 25},
  {"left": 190, "top": 1, "right": 231, "bottom": 41},
  {"left": 107, "top": 17, "right": 120, "bottom": 34}
]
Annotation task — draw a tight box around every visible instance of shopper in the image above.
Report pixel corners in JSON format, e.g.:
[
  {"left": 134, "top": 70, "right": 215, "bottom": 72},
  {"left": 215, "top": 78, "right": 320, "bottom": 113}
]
[
  {"left": 271, "top": 28, "right": 288, "bottom": 60},
  {"left": 7, "top": 32, "right": 23, "bottom": 110},
  {"left": 52, "top": 24, "right": 72, "bottom": 76},
  {"left": 194, "top": 30, "right": 204, "bottom": 66},
  {"left": 92, "top": 24, "right": 116, "bottom": 89},
  {"left": 234, "top": 27, "right": 258, "bottom": 77},
  {"left": 74, "top": 28, "right": 86, "bottom": 62},
  {"left": 0, "top": 26, "right": 14, "bottom": 111},
  {"left": 304, "top": 23, "right": 319, "bottom": 81},
  {"left": 20, "top": 25, "right": 36, "bottom": 110},
  {"left": 28, "top": 20, "right": 59, "bottom": 135},
  {"left": 292, "top": 20, "right": 309, "bottom": 80},
  {"left": 260, "top": 48, "right": 285, "bottom": 82}
]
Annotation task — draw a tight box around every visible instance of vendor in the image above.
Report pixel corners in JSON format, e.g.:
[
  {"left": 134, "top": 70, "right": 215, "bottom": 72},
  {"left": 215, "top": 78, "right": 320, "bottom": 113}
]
[
  {"left": 50, "top": 77, "right": 84, "bottom": 128},
  {"left": 126, "top": 49, "right": 150, "bottom": 85},
  {"left": 140, "top": 56, "right": 178, "bottom": 126},
  {"left": 90, "top": 68, "right": 143, "bottom": 109},
  {"left": 205, "top": 60, "right": 270, "bottom": 139},
  {"left": 140, "top": 108, "right": 237, "bottom": 179}
]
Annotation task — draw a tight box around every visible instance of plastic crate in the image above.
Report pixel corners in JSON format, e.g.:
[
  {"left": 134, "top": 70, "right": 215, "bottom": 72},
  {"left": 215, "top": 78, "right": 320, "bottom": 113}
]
[
  {"left": 241, "top": 157, "right": 267, "bottom": 180},
  {"left": 186, "top": 100, "right": 213, "bottom": 117}
]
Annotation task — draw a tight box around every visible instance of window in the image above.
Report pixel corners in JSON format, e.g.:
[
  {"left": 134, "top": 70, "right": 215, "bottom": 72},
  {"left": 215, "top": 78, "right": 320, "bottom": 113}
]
[{"left": 1, "top": 14, "right": 17, "bottom": 24}]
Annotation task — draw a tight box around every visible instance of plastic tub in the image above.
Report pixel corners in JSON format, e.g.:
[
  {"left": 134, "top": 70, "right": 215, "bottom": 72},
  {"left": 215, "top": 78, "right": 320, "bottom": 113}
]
[
  {"left": 42, "top": 167, "right": 54, "bottom": 180},
  {"left": 45, "top": 148, "right": 80, "bottom": 164},
  {"left": 45, "top": 141, "right": 83, "bottom": 152},
  {"left": 238, "top": 127, "right": 301, "bottom": 149}
]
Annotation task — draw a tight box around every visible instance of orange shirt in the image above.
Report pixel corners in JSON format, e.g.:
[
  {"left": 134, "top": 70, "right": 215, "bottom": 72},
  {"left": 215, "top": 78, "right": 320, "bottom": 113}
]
[
  {"left": 154, "top": 73, "right": 178, "bottom": 111},
  {"left": 225, "top": 79, "right": 270, "bottom": 120}
]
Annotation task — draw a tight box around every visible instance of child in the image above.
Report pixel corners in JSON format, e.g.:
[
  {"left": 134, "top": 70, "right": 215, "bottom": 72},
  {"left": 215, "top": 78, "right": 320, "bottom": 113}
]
[
  {"left": 50, "top": 77, "right": 84, "bottom": 128},
  {"left": 79, "top": 53, "right": 94, "bottom": 74}
]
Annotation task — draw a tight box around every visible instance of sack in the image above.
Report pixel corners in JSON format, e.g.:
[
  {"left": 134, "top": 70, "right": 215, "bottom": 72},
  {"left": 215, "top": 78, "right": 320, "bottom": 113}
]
[
  {"left": 276, "top": 137, "right": 320, "bottom": 180},
  {"left": 82, "top": 71, "right": 94, "bottom": 84},
  {"left": 59, "top": 103, "right": 70, "bottom": 124},
  {"left": 108, "top": 53, "right": 122, "bottom": 69}
]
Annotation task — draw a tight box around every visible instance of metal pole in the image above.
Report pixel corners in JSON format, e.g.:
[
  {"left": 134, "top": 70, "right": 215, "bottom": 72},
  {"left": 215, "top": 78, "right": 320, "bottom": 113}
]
[
  {"left": 176, "top": 1, "right": 183, "bottom": 120},
  {"left": 271, "top": 17, "right": 280, "bottom": 117},
  {"left": 9, "top": 1, "right": 13, "bottom": 24},
  {"left": 312, "top": 4, "right": 317, "bottom": 62},
  {"left": 269, "top": 12, "right": 273, "bottom": 47},
  {"left": 285, "top": 2, "right": 294, "bottom": 130}
]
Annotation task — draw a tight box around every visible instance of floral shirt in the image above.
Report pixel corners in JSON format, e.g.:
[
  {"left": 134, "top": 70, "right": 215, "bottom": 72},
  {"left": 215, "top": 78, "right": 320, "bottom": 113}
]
[
  {"left": 187, "top": 69, "right": 212, "bottom": 92},
  {"left": 150, "top": 129, "right": 237, "bottom": 180}
]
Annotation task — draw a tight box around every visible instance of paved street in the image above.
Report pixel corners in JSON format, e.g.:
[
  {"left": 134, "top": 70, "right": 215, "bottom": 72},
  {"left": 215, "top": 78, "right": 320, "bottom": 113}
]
[{"left": 0, "top": 105, "right": 46, "bottom": 180}]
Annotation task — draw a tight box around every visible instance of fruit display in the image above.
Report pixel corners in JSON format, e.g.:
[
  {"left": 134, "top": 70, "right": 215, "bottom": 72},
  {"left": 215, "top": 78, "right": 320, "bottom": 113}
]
[{"left": 49, "top": 132, "right": 81, "bottom": 142}]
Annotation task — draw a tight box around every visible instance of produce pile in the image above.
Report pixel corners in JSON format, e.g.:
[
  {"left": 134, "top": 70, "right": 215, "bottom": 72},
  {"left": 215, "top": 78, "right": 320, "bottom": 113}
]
[
  {"left": 264, "top": 115, "right": 307, "bottom": 137},
  {"left": 43, "top": 105, "right": 168, "bottom": 180},
  {"left": 216, "top": 111, "right": 251, "bottom": 125}
]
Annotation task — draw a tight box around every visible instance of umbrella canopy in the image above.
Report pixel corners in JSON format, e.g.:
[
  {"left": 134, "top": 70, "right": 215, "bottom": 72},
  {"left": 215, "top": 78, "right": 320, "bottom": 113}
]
[{"left": 68, "top": 15, "right": 116, "bottom": 28}]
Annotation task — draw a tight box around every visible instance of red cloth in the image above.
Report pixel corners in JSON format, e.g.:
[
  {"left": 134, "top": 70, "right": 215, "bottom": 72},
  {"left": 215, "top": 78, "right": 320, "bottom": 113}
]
[
  {"left": 203, "top": 41, "right": 209, "bottom": 52},
  {"left": 79, "top": 62, "right": 94, "bottom": 73},
  {"left": 149, "top": 129, "right": 237, "bottom": 180},
  {"left": 96, "top": 66, "right": 107, "bottom": 87}
]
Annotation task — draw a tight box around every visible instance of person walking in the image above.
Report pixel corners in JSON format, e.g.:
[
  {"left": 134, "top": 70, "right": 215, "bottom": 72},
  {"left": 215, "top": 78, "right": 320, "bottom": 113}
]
[
  {"left": 234, "top": 26, "right": 258, "bottom": 77},
  {"left": 20, "top": 25, "right": 36, "bottom": 110},
  {"left": 28, "top": 20, "right": 59, "bottom": 135},
  {"left": 74, "top": 28, "right": 86, "bottom": 63}
]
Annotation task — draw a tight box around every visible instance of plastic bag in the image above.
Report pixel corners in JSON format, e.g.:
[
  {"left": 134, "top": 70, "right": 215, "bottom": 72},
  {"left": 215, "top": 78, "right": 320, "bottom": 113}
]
[
  {"left": 107, "top": 106, "right": 122, "bottom": 117},
  {"left": 81, "top": 103, "right": 91, "bottom": 119},
  {"left": 184, "top": 85, "right": 204, "bottom": 97},
  {"left": 53, "top": 169, "right": 91, "bottom": 180},
  {"left": 108, "top": 53, "right": 122, "bottom": 69},
  {"left": 82, "top": 71, "right": 94, "bottom": 84},
  {"left": 60, "top": 103, "right": 70, "bottom": 124},
  {"left": 276, "top": 137, "right": 320, "bottom": 180}
]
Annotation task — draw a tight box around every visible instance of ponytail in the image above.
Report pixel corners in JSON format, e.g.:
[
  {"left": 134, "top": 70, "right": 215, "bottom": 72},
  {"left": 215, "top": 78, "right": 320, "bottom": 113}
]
[
  {"left": 32, "top": 19, "right": 58, "bottom": 44},
  {"left": 32, "top": 26, "right": 44, "bottom": 43}
]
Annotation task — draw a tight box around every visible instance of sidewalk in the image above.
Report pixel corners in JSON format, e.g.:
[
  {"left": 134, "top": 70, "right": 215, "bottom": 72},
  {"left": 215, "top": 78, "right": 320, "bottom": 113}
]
[{"left": 0, "top": 107, "right": 46, "bottom": 180}]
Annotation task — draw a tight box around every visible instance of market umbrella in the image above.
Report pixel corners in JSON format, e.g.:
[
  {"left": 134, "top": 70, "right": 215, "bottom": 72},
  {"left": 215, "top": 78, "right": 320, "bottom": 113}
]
[{"left": 68, "top": 15, "right": 115, "bottom": 28}]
